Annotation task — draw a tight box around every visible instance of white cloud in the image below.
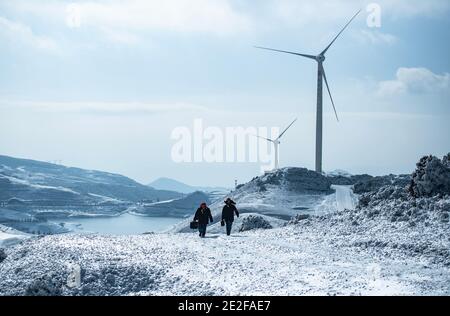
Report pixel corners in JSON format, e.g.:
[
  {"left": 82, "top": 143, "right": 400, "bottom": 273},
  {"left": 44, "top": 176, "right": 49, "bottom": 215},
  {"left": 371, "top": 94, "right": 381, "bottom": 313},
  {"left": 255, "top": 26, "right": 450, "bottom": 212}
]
[
  {"left": 99, "top": 27, "right": 140, "bottom": 45},
  {"left": 268, "top": 0, "right": 450, "bottom": 26},
  {"left": 0, "top": 16, "right": 59, "bottom": 52},
  {"left": 3, "top": 0, "right": 450, "bottom": 46},
  {"left": 377, "top": 67, "right": 450, "bottom": 96},
  {"left": 354, "top": 30, "right": 398, "bottom": 45},
  {"left": 6, "top": 0, "right": 252, "bottom": 38},
  {"left": 375, "top": 0, "right": 450, "bottom": 19},
  {"left": 0, "top": 100, "right": 208, "bottom": 116}
]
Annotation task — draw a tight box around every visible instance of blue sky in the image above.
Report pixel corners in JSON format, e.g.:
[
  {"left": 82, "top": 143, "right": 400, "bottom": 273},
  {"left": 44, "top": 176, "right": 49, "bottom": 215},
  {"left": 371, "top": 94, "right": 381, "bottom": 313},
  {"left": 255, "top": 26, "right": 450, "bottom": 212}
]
[{"left": 0, "top": 0, "right": 449, "bottom": 187}]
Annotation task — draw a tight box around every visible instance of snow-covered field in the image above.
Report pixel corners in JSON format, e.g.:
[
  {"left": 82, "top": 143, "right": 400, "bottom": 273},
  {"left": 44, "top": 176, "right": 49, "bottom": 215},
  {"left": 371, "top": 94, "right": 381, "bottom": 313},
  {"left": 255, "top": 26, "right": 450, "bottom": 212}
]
[{"left": 0, "top": 218, "right": 448, "bottom": 296}]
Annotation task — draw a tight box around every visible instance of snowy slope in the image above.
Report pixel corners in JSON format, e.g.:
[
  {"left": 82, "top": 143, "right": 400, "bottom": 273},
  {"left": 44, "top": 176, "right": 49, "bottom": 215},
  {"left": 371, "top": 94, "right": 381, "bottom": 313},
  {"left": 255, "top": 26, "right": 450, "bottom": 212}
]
[
  {"left": 0, "top": 224, "right": 30, "bottom": 248},
  {"left": 0, "top": 216, "right": 448, "bottom": 296},
  {"left": 169, "top": 168, "right": 353, "bottom": 233},
  {"left": 0, "top": 155, "right": 183, "bottom": 219},
  {"left": 0, "top": 155, "right": 181, "bottom": 203}
]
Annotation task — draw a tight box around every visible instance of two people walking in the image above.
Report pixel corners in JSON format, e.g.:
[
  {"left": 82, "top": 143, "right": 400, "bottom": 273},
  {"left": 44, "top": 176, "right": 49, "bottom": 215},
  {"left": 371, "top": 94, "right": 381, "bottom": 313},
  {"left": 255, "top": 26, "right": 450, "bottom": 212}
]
[{"left": 193, "top": 198, "right": 239, "bottom": 238}]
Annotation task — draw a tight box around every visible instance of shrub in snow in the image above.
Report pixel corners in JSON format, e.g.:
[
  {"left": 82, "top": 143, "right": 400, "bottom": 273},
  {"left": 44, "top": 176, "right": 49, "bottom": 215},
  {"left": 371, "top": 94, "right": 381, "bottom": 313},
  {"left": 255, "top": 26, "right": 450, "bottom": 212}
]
[
  {"left": 0, "top": 248, "right": 6, "bottom": 263},
  {"left": 409, "top": 153, "right": 450, "bottom": 198},
  {"left": 353, "top": 174, "right": 410, "bottom": 194},
  {"left": 239, "top": 215, "right": 273, "bottom": 232},
  {"left": 284, "top": 168, "right": 332, "bottom": 193},
  {"left": 25, "top": 274, "right": 63, "bottom": 296},
  {"left": 288, "top": 214, "right": 311, "bottom": 225}
]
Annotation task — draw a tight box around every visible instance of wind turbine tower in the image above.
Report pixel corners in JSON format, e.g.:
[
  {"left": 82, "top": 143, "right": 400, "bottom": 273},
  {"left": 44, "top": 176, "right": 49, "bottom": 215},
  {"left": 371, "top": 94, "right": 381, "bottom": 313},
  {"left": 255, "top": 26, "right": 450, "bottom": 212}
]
[
  {"left": 256, "top": 10, "right": 361, "bottom": 173},
  {"left": 256, "top": 118, "right": 297, "bottom": 170}
]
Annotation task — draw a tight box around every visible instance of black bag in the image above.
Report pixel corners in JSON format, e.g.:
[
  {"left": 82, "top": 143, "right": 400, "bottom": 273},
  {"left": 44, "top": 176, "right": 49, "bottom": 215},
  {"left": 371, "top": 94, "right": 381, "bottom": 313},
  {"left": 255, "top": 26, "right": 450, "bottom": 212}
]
[
  {"left": 190, "top": 221, "right": 199, "bottom": 229},
  {"left": 221, "top": 220, "right": 225, "bottom": 227}
]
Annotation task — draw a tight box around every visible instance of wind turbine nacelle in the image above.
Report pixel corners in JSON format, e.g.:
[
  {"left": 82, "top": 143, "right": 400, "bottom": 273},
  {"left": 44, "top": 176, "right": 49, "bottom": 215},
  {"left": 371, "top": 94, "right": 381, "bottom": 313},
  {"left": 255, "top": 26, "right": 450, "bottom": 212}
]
[{"left": 316, "top": 55, "right": 326, "bottom": 63}]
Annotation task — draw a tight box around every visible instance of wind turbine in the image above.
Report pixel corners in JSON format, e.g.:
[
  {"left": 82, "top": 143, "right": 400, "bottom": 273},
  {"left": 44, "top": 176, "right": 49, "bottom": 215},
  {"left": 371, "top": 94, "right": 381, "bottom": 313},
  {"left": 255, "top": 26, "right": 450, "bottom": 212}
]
[
  {"left": 256, "top": 118, "right": 297, "bottom": 170},
  {"left": 255, "top": 10, "right": 361, "bottom": 173}
]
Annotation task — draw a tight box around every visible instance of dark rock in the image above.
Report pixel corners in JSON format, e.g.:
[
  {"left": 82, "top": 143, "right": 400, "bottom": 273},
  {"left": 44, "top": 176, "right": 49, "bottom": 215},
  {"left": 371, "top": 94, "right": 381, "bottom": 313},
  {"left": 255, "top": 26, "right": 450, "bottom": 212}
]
[
  {"left": 354, "top": 174, "right": 410, "bottom": 194},
  {"left": 409, "top": 154, "right": 450, "bottom": 198},
  {"left": 0, "top": 248, "right": 6, "bottom": 263},
  {"left": 440, "top": 212, "right": 449, "bottom": 223},
  {"left": 25, "top": 274, "right": 63, "bottom": 296},
  {"left": 283, "top": 168, "right": 332, "bottom": 193},
  {"left": 328, "top": 174, "right": 373, "bottom": 186},
  {"left": 105, "top": 274, "right": 115, "bottom": 286},
  {"left": 239, "top": 215, "right": 273, "bottom": 232}
]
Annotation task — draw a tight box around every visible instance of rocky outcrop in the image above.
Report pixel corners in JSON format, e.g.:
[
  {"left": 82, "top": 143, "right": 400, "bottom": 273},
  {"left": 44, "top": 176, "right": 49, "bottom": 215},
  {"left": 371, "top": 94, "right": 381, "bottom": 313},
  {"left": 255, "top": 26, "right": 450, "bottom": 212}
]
[
  {"left": 284, "top": 168, "right": 332, "bottom": 193},
  {"left": 288, "top": 214, "right": 311, "bottom": 225},
  {"left": 355, "top": 154, "right": 450, "bottom": 225},
  {"left": 408, "top": 153, "right": 450, "bottom": 198},
  {"left": 25, "top": 273, "right": 64, "bottom": 296},
  {"left": 353, "top": 174, "right": 411, "bottom": 194},
  {"left": 328, "top": 174, "right": 373, "bottom": 186},
  {"left": 239, "top": 215, "right": 273, "bottom": 232}
]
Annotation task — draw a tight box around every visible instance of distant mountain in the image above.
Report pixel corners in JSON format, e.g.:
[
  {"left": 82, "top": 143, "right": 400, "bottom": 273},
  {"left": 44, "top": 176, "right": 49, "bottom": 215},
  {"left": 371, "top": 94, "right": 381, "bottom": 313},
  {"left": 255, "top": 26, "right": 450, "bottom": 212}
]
[
  {"left": 148, "top": 177, "right": 229, "bottom": 194},
  {"left": 130, "top": 191, "right": 211, "bottom": 218},
  {"left": 0, "top": 155, "right": 182, "bottom": 218}
]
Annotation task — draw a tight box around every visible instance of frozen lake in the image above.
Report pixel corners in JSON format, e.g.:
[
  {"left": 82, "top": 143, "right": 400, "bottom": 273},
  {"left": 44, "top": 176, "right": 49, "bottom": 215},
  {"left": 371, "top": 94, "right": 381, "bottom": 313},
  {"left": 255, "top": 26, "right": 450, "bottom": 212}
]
[{"left": 63, "top": 213, "right": 184, "bottom": 235}]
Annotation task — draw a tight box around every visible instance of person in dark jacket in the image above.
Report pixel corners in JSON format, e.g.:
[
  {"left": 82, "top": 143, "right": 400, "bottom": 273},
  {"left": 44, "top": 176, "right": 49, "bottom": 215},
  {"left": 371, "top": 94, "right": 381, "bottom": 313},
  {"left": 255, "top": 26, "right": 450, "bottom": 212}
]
[
  {"left": 221, "top": 198, "right": 239, "bottom": 236},
  {"left": 194, "top": 202, "right": 213, "bottom": 238}
]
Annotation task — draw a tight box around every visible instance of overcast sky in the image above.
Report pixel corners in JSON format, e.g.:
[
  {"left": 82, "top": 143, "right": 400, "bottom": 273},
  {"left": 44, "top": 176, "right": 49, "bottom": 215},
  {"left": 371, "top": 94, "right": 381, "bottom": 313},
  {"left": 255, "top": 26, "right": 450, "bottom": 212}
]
[{"left": 0, "top": 0, "right": 449, "bottom": 187}]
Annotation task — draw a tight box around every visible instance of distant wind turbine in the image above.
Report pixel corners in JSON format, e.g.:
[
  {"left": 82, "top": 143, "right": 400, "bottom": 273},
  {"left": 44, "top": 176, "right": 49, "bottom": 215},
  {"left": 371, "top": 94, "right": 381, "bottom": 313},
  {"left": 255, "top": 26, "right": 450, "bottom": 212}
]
[
  {"left": 256, "top": 118, "right": 297, "bottom": 170},
  {"left": 255, "top": 10, "right": 361, "bottom": 173}
]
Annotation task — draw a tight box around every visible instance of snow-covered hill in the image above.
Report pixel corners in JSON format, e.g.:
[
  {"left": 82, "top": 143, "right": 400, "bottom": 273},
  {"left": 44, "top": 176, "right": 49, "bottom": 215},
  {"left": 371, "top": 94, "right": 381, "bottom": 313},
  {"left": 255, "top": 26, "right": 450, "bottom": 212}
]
[
  {"left": 170, "top": 167, "right": 356, "bottom": 233},
  {"left": 0, "top": 155, "right": 183, "bottom": 217}
]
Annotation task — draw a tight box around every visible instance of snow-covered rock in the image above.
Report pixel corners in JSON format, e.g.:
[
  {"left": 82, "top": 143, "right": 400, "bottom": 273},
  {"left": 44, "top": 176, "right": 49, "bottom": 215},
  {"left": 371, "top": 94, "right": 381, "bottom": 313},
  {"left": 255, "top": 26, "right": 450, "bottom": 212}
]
[
  {"left": 0, "top": 248, "right": 6, "bottom": 263},
  {"left": 409, "top": 153, "right": 450, "bottom": 198},
  {"left": 25, "top": 273, "right": 64, "bottom": 296},
  {"left": 353, "top": 174, "right": 411, "bottom": 194},
  {"left": 239, "top": 215, "right": 273, "bottom": 232}
]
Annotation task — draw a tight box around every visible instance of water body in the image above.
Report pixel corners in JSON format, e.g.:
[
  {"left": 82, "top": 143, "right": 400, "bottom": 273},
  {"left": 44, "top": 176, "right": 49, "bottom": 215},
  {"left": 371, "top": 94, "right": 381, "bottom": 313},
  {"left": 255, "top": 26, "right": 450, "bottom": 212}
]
[{"left": 63, "top": 213, "right": 183, "bottom": 235}]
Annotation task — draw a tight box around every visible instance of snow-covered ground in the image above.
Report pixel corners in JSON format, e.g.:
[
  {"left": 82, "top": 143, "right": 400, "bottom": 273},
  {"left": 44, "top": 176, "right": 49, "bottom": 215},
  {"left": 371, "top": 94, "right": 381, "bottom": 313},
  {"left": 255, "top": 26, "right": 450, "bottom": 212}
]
[
  {"left": 1, "top": 157, "right": 448, "bottom": 296},
  {"left": 0, "top": 219, "right": 448, "bottom": 296},
  {"left": 0, "top": 181, "right": 448, "bottom": 296},
  {"left": 0, "top": 224, "right": 30, "bottom": 248}
]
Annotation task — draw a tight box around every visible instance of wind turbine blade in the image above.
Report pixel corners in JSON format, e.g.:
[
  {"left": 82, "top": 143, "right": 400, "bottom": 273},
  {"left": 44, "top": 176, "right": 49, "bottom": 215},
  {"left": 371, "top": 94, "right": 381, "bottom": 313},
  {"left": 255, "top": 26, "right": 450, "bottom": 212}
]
[
  {"left": 320, "top": 64, "right": 339, "bottom": 122},
  {"left": 277, "top": 118, "right": 298, "bottom": 140},
  {"left": 321, "top": 9, "right": 361, "bottom": 55},
  {"left": 254, "top": 46, "right": 316, "bottom": 60},
  {"left": 253, "top": 134, "right": 274, "bottom": 143}
]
